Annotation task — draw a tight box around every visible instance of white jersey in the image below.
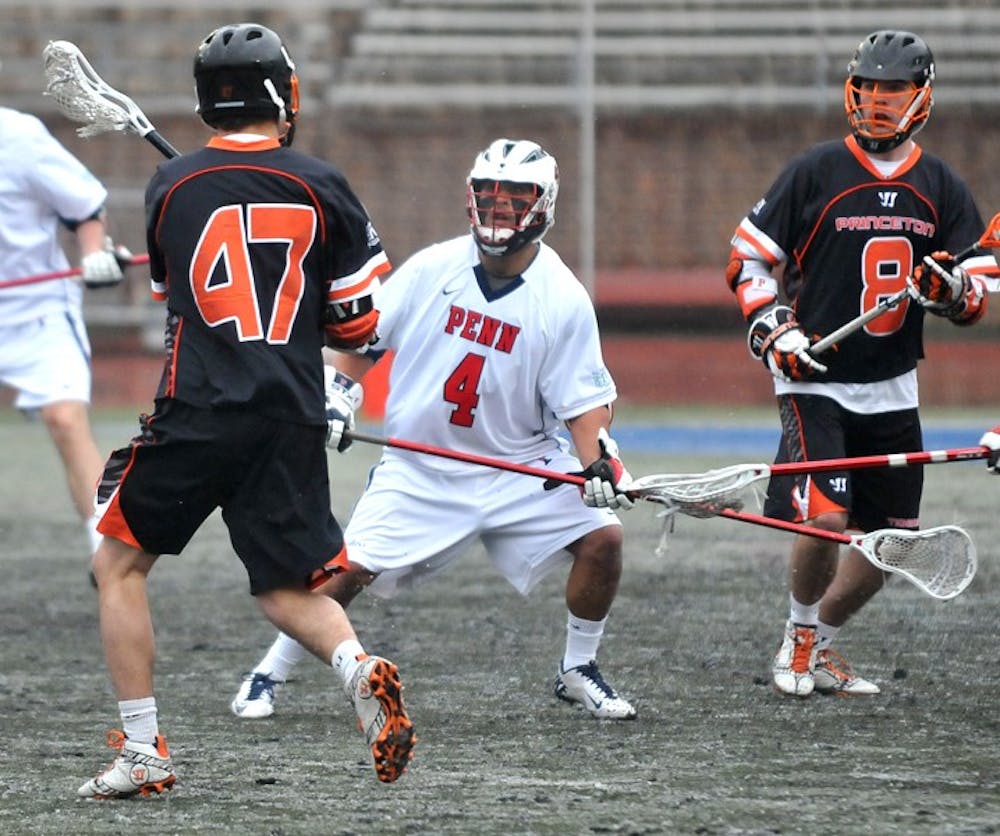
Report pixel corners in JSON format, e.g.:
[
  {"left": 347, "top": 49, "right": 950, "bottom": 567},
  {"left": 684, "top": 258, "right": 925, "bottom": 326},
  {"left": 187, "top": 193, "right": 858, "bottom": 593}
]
[
  {"left": 370, "top": 235, "right": 616, "bottom": 473},
  {"left": 0, "top": 108, "right": 108, "bottom": 324}
]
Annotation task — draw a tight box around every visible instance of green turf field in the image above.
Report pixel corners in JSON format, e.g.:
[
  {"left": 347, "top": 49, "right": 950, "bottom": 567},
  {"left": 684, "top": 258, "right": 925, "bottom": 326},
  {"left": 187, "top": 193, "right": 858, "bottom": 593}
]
[{"left": 1, "top": 410, "right": 997, "bottom": 834}]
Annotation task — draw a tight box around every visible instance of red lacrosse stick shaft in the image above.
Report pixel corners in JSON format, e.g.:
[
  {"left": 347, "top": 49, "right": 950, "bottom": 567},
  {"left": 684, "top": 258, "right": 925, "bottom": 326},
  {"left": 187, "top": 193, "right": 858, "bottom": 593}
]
[
  {"left": 769, "top": 446, "right": 989, "bottom": 477},
  {"left": 345, "top": 429, "right": 586, "bottom": 486},
  {"left": 0, "top": 253, "right": 150, "bottom": 290},
  {"left": 718, "top": 508, "right": 851, "bottom": 544}
]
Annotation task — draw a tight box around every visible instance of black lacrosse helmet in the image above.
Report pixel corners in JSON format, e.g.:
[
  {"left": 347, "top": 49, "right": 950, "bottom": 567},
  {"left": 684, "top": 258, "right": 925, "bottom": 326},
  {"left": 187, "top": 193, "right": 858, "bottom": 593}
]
[
  {"left": 844, "top": 30, "right": 934, "bottom": 153},
  {"left": 194, "top": 22, "right": 299, "bottom": 141}
]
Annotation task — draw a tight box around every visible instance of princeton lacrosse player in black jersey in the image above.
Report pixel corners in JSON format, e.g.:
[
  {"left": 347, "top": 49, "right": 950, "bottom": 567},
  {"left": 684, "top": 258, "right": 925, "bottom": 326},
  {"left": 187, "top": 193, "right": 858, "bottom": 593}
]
[
  {"left": 79, "top": 23, "right": 413, "bottom": 798},
  {"left": 726, "top": 30, "right": 996, "bottom": 699}
]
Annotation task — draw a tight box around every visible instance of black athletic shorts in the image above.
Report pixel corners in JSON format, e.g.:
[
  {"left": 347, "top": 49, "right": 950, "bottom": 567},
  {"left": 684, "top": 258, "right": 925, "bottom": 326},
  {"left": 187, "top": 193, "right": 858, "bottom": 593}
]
[
  {"left": 762, "top": 394, "right": 923, "bottom": 532},
  {"left": 96, "top": 399, "right": 344, "bottom": 594}
]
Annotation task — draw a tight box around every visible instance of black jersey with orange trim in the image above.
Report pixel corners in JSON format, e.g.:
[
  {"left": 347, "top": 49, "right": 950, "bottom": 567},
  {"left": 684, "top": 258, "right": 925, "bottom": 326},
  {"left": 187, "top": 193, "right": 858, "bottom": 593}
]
[
  {"left": 144, "top": 136, "right": 390, "bottom": 423},
  {"left": 737, "top": 135, "right": 984, "bottom": 383}
]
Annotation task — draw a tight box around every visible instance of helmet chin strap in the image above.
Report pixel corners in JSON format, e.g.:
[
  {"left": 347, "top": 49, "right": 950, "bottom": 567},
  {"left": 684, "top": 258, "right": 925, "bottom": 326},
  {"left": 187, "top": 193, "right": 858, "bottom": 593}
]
[
  {"left": 262, "top": 78, "right": 286, "bottom": 125},
  {"left": 898, "top": 85, "right": 931, "bottom": 133},
  {"left": 263, "top": 78, "right": 295, "bottom": 147}
]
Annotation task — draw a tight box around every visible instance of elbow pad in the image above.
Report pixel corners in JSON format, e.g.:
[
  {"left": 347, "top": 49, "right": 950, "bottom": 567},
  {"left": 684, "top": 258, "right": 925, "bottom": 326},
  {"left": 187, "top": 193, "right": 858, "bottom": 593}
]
[
  {"left": 324, "top": 295, "right": 379, "bottom": 350},
  {"left": 726, "top": 252, "right": 778, "bottom": 319}
]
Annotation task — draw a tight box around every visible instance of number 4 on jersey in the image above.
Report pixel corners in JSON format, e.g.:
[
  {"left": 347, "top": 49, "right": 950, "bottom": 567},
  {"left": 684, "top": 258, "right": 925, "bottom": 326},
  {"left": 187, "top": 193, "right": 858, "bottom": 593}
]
[{"left": 443, "top": 353, "right": 485, "bottom": 427}]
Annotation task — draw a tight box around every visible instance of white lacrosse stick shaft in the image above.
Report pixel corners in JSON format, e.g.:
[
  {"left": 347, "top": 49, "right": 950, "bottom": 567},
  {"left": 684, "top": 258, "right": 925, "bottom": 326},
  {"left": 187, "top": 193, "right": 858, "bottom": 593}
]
[{"left": 810, "top": 289, "right": 908, "bottom": 354}]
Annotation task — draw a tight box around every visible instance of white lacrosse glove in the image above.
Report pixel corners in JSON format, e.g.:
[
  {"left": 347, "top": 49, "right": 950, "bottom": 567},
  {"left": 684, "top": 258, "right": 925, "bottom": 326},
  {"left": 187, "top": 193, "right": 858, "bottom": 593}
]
[
  {"left": 979, "top": 426, "right": 1000, "bottom": 475},
  {"left": 580, "top": 428, "right": 635, "bottom": 511},
  {"left": 80, "top": 237, "right": 125, "bottom": 289},
  {"left": 324, "top": 366, "right": 364, "bottom": 453},
  {"left": 907, "top": 251, "right": 985, "bottom": 324},
  {"left": 747, "top": 304, "right": 827, "bottom": 382}
]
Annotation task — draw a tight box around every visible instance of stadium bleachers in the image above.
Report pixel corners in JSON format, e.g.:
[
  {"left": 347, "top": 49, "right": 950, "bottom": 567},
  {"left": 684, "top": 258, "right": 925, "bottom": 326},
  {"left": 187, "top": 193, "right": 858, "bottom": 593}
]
[
  {"left": 329, "top": 0, "right": 1000, "bottom": 109},
  {"left": 3, "top": 2, "right": 997, "bottom": 114}
]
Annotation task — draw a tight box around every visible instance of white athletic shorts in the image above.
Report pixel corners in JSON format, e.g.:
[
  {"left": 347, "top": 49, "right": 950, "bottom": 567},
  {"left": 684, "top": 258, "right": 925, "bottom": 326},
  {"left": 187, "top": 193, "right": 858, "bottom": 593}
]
[
  {"left": 0, "top": 312, "right": 92, "bottom": 410},
  {"left": 345, "top": 449, "right": 623, "bottom": 599}
]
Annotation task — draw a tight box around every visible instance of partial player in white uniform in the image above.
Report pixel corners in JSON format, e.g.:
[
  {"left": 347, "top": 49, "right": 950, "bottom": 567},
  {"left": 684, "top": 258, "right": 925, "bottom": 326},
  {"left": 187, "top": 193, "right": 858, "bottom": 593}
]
[
  {"left": 0, "top": 107, "right": 124, "bottom": 579},
  {"left": 232, "top": 138, "right": 639, "bottom": 721}
]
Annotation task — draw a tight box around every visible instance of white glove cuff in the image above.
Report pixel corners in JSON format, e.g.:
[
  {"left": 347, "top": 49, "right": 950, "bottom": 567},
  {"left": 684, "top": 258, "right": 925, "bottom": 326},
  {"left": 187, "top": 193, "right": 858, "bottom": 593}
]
[{"left": 81, "top": 250, "right": 124, "bottom": 282}]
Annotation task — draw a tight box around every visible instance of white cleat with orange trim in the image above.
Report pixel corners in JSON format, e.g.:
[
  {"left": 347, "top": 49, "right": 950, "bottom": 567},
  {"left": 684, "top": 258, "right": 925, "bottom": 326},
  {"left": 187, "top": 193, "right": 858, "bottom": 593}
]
[
  {"left": 78, "top": 730, "right": 176, "bottom": 799},
  {"left": 813, "top": 649, "right": 880, "bottom": 696},
  {"left": 772, "top": 620, "right": 818, "bottom": 697}
]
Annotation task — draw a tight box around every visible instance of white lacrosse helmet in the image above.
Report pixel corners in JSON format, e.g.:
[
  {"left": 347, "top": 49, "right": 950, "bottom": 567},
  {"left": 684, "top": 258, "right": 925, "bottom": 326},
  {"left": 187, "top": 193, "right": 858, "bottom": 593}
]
[{"left": 466, "top": 138, "right": 559, "bottom": 257}]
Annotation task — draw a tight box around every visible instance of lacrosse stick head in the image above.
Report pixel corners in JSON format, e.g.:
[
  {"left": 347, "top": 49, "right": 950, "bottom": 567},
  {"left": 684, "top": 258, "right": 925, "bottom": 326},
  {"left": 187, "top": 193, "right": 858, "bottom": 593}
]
[
  {"left": 43, "top": 40, "right": 154, "bottom": 139},
  {"left": 860, "top": 524, "right": 977, "bottom": 600},
  {"left": 629, "top": 463, "right": 767, "bottom": 518},
  {"left": 976, "top": 211, "right": 1000, "bottom": 251}
]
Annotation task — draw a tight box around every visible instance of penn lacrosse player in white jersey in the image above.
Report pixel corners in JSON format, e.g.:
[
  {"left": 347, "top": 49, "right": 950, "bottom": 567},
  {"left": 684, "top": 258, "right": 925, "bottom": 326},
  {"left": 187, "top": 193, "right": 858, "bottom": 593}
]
[
  {"left": 232, "top": 138, "right": 639, "bottom": 722},
  {"left": 0, "top": 106, "right": 124, "bottom": 583}
]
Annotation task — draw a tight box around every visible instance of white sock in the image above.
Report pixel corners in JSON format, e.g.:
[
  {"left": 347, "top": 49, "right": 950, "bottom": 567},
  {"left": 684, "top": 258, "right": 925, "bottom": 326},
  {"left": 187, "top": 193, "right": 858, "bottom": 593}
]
[
  {"left": 562, "top": 613, "right": 606, "bottom": 670},
  {"left": 332, "top": 639, "right": 367, "bottom": 688},
  {"left": 119, "top": 696, "right": 158, "bottom": 744},
  {"left": 254, "top": 632, "right": 309, "bottom": 682},
  {"left": 86, "top": 514, "right": 101, "bottom": 555},
  {"left": 816, "top": 620, "right": 840, "bottom": 651},
  {"left": 789, "top": 594, "right": 819, "bottom": 626}
]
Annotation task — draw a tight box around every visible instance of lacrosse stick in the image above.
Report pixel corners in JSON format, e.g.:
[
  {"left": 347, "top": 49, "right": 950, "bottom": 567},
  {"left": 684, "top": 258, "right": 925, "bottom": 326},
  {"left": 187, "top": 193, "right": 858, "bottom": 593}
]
[
  {"left": 629, "top": 443, "right": 992, "bottom": 512},
  {"left": 344, "top": 429, "right": 745, "bottom": 516},
  {"left": 810, "top": 209, "right": 1000, "bottom": 355},
  {"left": 715, "top": 509, "right": 976, "bottom": 600},
  {"left": 42, "top": 40, "right": 180, "bottom": 159},
  {"left": 349, "top": 431, "right": 978, "bottom": 598},
  {"left": 0, "top": 253, "right": 150, "bottom": 291},
  {"left": 347, "top": 430, "right": 993, "bottom": 518}
]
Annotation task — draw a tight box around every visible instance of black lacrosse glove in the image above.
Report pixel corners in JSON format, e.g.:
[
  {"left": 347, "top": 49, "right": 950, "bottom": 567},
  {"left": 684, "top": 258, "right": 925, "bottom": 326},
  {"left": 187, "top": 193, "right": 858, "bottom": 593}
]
[
  {"left": 747, "top": 304, "right": 827, "bottom": 382},
  {"left": 543, "top": 429, "right": 635, "bottom": 510},
  {"left": 907, "top": 251, "right": 986, "bottom": 324}
]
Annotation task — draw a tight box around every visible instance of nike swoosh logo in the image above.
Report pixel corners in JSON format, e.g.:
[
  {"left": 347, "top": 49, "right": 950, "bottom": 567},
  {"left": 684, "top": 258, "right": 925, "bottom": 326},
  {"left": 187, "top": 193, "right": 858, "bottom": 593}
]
[{"left": 442, "top": 285, "right": 461, "bottom": 295}]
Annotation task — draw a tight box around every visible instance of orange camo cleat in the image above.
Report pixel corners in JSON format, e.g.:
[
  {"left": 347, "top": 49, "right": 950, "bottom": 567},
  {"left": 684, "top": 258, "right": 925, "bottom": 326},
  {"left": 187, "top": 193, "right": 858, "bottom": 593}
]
[{"left": 347, "top": 656, "right": 416, "bottom": 783}]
